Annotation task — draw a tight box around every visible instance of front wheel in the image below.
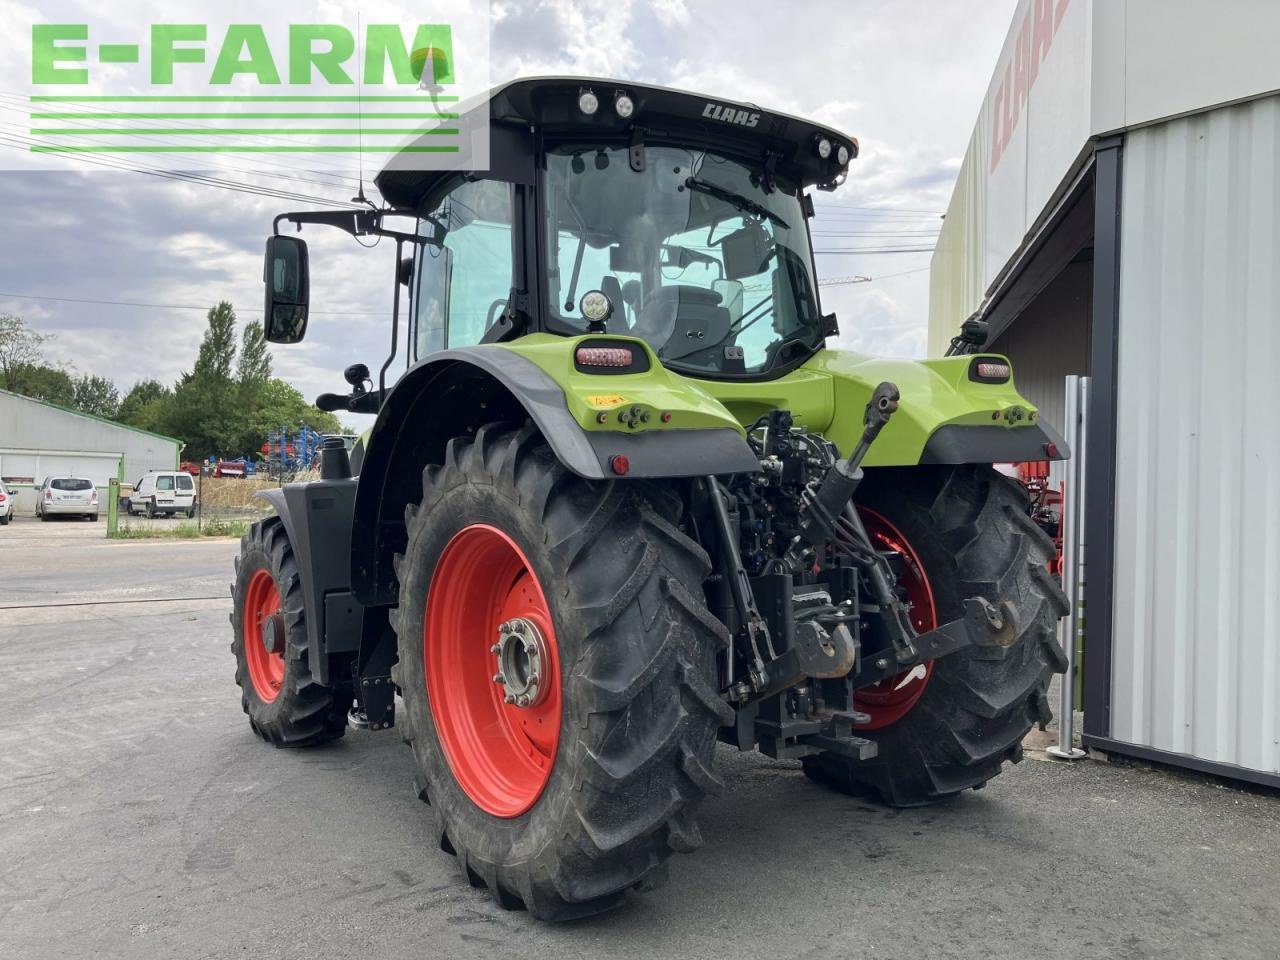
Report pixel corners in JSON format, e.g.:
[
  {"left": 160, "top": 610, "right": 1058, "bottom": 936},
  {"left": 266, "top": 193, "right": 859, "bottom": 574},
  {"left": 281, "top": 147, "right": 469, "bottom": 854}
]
[
  {"left": 393, "top": 424, "right": 730, "bottom": 921},
  {"left": 230, "top": 517, "right": 351, "bottom": 746},
  {"left": 802, "top": 464, "right": 1069, "bottom": 806}
]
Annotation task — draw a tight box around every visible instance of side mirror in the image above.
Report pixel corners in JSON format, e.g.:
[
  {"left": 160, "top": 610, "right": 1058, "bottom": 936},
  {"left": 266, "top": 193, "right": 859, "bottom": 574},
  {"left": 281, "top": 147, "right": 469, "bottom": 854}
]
[{"left": 263, "top": 235, "right": 310, "bottom": 343}]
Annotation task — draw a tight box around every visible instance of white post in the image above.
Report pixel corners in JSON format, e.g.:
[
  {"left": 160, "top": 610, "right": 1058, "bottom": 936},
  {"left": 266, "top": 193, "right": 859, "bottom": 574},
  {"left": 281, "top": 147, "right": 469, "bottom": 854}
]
[{"left": 1047, "top": 375, "right": 1088, "bottom": 760}]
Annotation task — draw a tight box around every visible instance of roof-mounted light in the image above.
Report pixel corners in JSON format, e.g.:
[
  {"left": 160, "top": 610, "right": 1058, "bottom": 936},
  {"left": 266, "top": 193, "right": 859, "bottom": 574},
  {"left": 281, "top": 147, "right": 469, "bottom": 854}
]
[
  {"left": 815, "top": 136, "right": 832, "bottom": 159},
  {"left": 577, "top": 88, "right": 599, "bottom": 116},
  {"left": 614, "top": 92, "right": 635, "bottom": 119},
  {"left": 837, "top": 144, "right": 850, "bottom": 165}
]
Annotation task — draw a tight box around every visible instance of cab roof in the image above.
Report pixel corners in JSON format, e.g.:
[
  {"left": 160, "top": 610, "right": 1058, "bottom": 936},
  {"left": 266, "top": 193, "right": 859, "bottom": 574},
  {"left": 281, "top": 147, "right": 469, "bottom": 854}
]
[{"left": 376, "top": 76, "right": 858, "bottom": 211}]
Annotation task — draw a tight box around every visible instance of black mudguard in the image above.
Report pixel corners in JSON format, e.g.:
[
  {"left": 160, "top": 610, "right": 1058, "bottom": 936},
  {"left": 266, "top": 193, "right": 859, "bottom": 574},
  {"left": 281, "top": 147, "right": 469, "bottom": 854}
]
[
  {"left": 253, "top": 483, "right": 363, "bottom": 686},
  {"left": 349, "top": 347, "right": 759, "bottom": 606}
]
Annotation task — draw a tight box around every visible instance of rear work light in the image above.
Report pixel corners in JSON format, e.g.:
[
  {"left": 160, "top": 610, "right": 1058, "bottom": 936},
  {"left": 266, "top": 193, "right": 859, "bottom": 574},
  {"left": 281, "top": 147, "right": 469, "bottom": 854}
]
[
  {"left": 969, "top": 357, "right": 1012, "bottom": 383},
  {"left": 576, "top": 346, "right": 633, "bottom": 368}
]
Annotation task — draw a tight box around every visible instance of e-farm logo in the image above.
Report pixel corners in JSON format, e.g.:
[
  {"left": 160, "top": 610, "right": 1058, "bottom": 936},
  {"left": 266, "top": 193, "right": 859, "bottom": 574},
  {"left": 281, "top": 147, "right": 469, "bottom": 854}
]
[{"left": 23, "top": 20, "right": 472, "bottom": 166}]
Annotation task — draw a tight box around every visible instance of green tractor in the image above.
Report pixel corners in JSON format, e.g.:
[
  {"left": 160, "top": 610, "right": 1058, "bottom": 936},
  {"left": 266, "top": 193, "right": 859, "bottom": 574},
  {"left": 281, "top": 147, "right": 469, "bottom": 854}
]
[{"left": 233, "top": 77, "right": 1069, "bottom": 920}]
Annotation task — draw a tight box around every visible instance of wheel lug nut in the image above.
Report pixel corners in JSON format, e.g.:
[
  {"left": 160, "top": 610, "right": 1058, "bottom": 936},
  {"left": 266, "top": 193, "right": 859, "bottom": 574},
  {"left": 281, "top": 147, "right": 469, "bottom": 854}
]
[
  {"left": 504, "top": 693, "right": 516, "bottom": 704},
  {"left": 492, "top": 673, "right": 503, "bottom": 684},
  {"left": 517, "top": 695, "right": 529, "bottom": 707},
  {"left": 490, "top": 643, "right": 501, "bottom": 654}
]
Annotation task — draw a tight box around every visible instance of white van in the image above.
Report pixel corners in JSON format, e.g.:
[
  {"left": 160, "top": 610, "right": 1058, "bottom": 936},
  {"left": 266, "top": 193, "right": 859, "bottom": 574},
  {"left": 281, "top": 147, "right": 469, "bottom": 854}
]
[{"left": 129, "top": 471, "right": 197, "bottom": 518}]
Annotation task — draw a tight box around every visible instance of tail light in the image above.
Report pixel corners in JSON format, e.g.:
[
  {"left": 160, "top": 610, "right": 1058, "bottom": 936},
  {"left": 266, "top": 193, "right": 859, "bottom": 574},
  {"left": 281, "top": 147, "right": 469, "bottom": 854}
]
[
  {"left": 0, "top": 493, "right": 6, "bottom": 502},
  {"left": 91, "top": 491, "right": 99, "bottom": 502},
  {"left": 969, "top": 356, "right": 1012, "bottom": 383},
  {"left": 44, "top": 489, "right": 52, "bottom": 500},
  {"left": 576, "top": 346, "right": 633, "bottom": 368}
]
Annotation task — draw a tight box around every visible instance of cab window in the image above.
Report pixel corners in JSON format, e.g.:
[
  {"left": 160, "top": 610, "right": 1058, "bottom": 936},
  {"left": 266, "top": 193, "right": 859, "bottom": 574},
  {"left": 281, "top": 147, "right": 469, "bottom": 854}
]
[
  {"left": 414, "top": 179, "right": 515, "bottom": 358},
  {"left": 176, "top": 475, "right": 194, "bottom": 491},
  {"left": 157, "top": 476, "right": 174, "bottom": 491}
]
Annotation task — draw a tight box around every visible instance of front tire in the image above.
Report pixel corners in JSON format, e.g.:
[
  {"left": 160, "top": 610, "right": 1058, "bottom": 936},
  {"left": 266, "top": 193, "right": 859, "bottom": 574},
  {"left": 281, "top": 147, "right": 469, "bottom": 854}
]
[
  {"left": 231, "top": 517, "right": 351, "bottom": 746},
  {"left": 393, "top": 423, "right": 730, "bottom": 921},
  {"left": 802, "top": 464, "right": 1069, "bottom": 806}
]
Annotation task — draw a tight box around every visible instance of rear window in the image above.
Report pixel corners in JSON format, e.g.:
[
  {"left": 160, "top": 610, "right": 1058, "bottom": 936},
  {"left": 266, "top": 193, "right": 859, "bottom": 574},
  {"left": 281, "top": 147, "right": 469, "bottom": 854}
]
[
  {"left": 157, "top": 476, "right": 174, "bottom": 491},
  {"left": 52, "top": 478, "right": 93, "bottom": 491},
  {"left": 176, "top": 475, "right": 194, "bottom": 490}
]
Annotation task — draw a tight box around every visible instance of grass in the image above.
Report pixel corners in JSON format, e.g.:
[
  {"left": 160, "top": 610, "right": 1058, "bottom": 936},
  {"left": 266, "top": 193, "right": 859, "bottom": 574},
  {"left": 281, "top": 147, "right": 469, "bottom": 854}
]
[{"left": 110, "top": 516, "right": 249, "bottom": 539}]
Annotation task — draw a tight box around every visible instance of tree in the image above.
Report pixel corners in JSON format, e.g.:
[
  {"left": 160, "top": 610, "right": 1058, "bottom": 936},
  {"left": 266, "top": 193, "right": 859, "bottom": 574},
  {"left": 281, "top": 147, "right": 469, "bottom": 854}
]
[
  {"left": 7, "top": 362, "right": 74, "bottom": 406},
  {"left": 0, "top": 314, "right": 49, "bottom": 392},
  {"left": 194, "top": 301, "right": 238, "bottom": 381},
  {"left": 237, "top": 320, "right": 272, "bottom": 387},
  {"left": 72, "top": 374, "right": 120, "bottom": 418},
  {"left": 117, "top": 379, "right": 171, "bottom": 428}
]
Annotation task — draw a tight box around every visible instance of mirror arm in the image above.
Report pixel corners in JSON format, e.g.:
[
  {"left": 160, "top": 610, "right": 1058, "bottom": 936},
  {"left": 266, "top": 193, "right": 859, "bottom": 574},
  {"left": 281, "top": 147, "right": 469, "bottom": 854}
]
[
  {"left": 378, "top": 237, "right": 405, "bottom": 400},
  {"left": 273, "top": 209, "right": 432, "bottom": 247}
]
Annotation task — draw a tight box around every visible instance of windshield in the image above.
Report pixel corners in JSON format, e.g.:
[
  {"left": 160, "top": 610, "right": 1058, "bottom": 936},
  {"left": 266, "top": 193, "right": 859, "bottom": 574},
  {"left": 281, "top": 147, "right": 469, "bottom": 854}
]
[{"left": 544, "top": 145, "right": 822, "bottom": 376}]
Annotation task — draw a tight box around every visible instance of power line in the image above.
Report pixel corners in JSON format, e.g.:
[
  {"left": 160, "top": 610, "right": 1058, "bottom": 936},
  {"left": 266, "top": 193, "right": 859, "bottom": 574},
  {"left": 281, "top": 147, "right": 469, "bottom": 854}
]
[
  {"left": 813, "top": 247, "right": 935, "bottom": 254},
  {"left": 0, "top": 290, "right": 389, "bottom": 317}
]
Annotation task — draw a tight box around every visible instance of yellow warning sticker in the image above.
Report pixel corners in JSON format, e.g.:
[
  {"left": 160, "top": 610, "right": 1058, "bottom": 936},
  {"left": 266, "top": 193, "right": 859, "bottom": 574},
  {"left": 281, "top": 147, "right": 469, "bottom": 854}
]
[{"left": 586, "top": 394, "right": 628, "bottom": 409}]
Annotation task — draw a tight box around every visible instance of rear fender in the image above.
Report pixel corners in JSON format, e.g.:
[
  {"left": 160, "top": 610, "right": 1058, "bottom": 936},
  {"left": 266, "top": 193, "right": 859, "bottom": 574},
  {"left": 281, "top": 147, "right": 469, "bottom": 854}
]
[
  {"left": 350, "top": 340, "right": 759, "bottom": 606},
  {"left": 800, "top": 350, "right": 1070, "bottom": 466}
]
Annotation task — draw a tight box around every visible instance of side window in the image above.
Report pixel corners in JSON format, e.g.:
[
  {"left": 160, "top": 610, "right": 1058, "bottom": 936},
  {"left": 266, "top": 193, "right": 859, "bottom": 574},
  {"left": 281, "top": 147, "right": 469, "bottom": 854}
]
[
  {"left": 157, "top": 476, "right": 174, "bottom": 491},
  {"left": 414, "top": 179, "right": 514, "bottom": 358}
]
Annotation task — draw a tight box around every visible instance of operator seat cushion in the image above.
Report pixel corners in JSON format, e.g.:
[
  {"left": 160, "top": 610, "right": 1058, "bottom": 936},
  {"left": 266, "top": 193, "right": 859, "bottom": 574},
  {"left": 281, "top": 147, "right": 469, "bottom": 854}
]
[{"left": 633, "top": 285, "right": 730, "bottom": 358}]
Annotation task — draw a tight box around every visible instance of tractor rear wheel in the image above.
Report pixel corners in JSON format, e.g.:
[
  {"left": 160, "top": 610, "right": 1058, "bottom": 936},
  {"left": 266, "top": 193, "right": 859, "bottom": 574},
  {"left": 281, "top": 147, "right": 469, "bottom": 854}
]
[
  {"left": 231, "top": 517, "right": 351, "bottom": 746},
  {"left": 393, "top": 423, "right": 730, "bottom": 921},
  {"left": 802, "top": 464, "right": 1069, "bottom": 806}
]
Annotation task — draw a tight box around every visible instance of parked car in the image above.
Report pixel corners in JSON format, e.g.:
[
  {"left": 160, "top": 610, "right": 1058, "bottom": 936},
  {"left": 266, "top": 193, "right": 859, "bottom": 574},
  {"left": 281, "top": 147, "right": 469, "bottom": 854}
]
[
  {"left": 179, "top": 461, "right": 203, "bottom": 476},
  {"left": 129, "top": 471, "right": 197, "bottom": 518},
  {"left": 36, "top": 477, "right": 99, "bottom": 521},
  {"left": 0, "top": 479, "right": 11, "bottom": 525}
]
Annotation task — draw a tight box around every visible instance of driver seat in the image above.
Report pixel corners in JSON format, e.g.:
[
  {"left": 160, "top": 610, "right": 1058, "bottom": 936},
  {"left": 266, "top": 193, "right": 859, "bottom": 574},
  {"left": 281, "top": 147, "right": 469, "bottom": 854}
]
[{"left": 632, "top": 285, "right": 730, "bottom": 358}]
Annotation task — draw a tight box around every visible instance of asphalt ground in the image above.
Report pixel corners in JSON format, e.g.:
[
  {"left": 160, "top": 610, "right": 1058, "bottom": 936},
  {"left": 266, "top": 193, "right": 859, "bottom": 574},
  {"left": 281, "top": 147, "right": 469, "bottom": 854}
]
[{"left": 2, "top": 531, "right": 1278, "bottom": 960}]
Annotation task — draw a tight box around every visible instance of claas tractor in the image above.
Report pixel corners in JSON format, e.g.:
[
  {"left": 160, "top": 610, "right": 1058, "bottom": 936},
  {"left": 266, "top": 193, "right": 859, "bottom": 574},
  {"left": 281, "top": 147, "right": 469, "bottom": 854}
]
[{"left": 233, "top": 77, "right": 1070, "bottom": 921}]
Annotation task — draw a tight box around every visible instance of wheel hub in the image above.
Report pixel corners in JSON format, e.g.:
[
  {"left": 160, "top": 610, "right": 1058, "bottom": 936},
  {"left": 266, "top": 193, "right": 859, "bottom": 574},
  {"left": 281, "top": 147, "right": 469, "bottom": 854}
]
[
  {"left": 261, "top": 611, "right": 286, "bottom": 656},
  {"left": 491, "top": 617, "right": 548, "bottom": 707}
]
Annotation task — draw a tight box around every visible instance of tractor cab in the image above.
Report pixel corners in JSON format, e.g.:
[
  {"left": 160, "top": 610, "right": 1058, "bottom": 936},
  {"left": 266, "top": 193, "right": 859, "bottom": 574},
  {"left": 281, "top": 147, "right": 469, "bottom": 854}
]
[{"left": 265, "top": 77, "right": 857, "bottom": 385}]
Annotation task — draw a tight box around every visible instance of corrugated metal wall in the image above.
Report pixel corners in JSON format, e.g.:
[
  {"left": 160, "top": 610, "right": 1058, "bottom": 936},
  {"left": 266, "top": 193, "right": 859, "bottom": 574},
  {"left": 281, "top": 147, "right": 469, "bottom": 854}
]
[{"left": 1110, "top": 95, "right": 1280, "bottom": 777}]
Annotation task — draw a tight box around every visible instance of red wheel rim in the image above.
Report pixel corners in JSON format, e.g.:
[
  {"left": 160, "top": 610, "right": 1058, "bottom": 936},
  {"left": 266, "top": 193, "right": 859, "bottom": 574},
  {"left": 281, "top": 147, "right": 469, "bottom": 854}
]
[
  {"left": 854, "top": 507, "right": 937, "bottom": 731},
  {"left": 244, "top": 569, "right": 285, "bottom": 703},
  {"left": 424, "top": 524, "right": 562, "bottom": 818}
]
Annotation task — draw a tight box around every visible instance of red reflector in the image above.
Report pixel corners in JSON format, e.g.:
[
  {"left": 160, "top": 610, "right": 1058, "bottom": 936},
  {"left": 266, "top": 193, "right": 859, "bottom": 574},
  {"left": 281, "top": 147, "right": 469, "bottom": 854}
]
[
  {"left": 1044, "top": 442, "right": 1060, "bottom": 459},
  {"left": 609, "top": 455, "right": 630, "bottom": 476},
  {"left": 576, "top": 346, "right": 632, "bottom": 367},
  {"left": 976, "top": 361, "right": 1011, "bottom": 380},
  {"left": 0, "top": 494, "right": 6, "bottom": 501}
]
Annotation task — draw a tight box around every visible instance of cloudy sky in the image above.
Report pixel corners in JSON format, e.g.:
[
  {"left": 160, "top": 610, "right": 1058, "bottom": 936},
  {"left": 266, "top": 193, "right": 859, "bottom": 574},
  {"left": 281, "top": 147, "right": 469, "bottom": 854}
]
[{"left": 0, "top": 0, "right": 1017, "bottom": 429}]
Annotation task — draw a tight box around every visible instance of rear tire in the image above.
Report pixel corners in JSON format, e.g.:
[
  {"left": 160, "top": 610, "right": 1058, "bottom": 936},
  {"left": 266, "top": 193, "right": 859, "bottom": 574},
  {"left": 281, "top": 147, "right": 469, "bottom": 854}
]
[
  {"left": 231, "top": 517, "right": 351, "bottom": 746},
  {"left": 393, "top": 423, "right": 730, "bottom": 921},
  {"left": 802, "top": 464, "right": 1069, "bottom": 806},
  {"left": 145, "top": 499, "right": 156, "bottom": 519}
]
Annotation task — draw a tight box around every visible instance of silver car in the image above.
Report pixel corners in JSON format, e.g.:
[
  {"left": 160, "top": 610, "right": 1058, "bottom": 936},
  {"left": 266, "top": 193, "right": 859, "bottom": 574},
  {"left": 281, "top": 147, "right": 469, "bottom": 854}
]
[
  {"left": 36, "top": 476, "right": 99, "bottom": 521},
  {"left": 0, "top": 479, "right": 11, "bottom": 525}
]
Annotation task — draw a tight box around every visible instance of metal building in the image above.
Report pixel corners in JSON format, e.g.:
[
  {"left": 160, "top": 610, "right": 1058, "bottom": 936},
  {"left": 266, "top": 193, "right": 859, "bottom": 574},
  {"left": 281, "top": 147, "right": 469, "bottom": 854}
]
[
  {"left": 929, "top": 0, "right": 1280, "bottom": 786},
  {"left": 0, "top": 388, "right": 180, "bottom": 515}
]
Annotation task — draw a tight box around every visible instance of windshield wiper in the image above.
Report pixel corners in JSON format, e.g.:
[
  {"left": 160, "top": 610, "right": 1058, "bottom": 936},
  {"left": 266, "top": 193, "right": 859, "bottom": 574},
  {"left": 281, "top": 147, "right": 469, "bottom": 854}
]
[{"left": 684, "top": 177, "right": 789, "bottom": 229}]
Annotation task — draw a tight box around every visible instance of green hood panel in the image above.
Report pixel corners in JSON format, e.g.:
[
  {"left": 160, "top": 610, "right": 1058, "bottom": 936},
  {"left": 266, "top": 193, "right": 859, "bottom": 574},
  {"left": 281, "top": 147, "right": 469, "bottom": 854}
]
[{"left": 494, "top": 337, "right": 1044, "bottom": 467}]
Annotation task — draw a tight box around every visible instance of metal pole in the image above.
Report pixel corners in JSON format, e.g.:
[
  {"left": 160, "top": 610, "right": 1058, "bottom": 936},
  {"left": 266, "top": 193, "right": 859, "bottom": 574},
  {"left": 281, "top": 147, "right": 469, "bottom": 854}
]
[{"left": 1048, "top": 376, "right": 1087, "bottom": 760}]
